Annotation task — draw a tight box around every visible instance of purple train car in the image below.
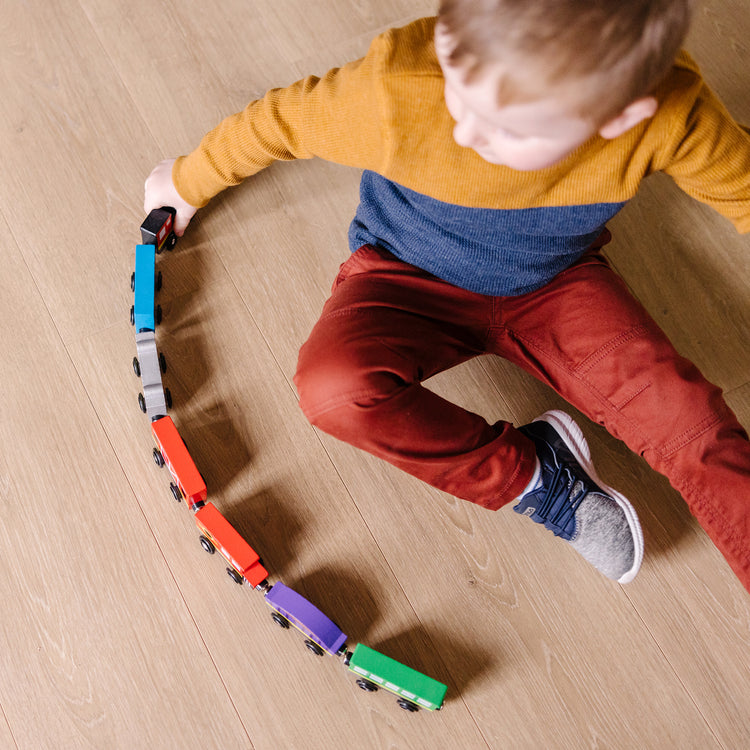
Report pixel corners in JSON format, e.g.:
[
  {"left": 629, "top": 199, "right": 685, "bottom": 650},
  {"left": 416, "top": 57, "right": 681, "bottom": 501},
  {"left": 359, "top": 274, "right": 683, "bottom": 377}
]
[{"left": 264, "top": 582, "right": 348, "bottom": 657}]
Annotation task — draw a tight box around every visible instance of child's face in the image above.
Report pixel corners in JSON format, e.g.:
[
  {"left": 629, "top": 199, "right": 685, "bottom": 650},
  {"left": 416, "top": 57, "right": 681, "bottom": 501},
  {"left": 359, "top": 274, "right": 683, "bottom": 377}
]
[{"left": 436, "top": 30, "right": 599, "bottom": 171}]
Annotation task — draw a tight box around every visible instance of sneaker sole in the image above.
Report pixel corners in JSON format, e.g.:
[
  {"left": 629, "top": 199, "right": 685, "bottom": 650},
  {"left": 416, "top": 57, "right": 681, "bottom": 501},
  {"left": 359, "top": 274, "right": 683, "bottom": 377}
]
[{"left": 534, "top": 410, "right": 644, "bottom": 584}]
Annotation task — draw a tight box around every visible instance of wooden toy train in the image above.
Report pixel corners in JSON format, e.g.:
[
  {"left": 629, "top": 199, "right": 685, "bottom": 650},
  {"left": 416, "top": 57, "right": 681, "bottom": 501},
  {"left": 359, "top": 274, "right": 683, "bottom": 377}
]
[{"left": 130, "top": 207, "right": 447, "bottom": 713}]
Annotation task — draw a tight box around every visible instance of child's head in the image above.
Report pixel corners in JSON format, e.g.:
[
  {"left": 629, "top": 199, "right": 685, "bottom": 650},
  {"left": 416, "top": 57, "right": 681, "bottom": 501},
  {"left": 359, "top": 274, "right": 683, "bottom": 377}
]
[{"left": 435, "top": 0, "right": 693, "bottom": 170}]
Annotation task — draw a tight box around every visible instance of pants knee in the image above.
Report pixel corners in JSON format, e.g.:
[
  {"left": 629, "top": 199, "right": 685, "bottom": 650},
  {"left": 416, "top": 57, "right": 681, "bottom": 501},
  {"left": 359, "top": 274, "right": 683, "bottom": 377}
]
[{"left": 294, "top": 341, "right": 407, "bottom": 428}]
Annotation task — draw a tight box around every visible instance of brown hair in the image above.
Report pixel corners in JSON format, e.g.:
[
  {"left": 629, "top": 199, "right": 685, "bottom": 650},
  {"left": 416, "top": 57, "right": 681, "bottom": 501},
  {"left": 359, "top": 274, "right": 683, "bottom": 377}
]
[{"left": 437, "top": 0, "right": 694, "bottom": 121}]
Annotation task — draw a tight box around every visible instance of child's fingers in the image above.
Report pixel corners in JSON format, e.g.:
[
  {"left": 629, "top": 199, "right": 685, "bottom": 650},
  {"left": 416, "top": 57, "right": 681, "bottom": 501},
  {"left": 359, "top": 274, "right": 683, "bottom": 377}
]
[{"left": 172, "top": 208, "right": 195, "bottom": 237}]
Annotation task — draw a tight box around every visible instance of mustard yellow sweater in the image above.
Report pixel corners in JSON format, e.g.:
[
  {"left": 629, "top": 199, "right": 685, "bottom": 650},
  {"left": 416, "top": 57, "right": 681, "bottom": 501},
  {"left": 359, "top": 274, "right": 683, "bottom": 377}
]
[{"left": 173, "top": 17, "right": 750, "bottom": 295}]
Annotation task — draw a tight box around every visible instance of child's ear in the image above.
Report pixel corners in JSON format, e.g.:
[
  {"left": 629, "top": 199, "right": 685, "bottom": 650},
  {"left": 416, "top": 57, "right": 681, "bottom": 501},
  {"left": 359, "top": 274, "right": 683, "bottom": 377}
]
[{"left": 598, "top": 97, "right": 658, "bottom": 139}]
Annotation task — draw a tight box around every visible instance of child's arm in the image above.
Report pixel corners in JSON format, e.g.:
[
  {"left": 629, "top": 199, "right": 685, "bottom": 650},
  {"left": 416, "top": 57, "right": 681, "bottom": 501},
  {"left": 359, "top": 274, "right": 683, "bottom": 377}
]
[
  {"left": 141, "top": 18, "right": 428, "bottom": 232},
  {"left": 655, "top": 56, "right": 750, "bottom": 233},
  {"left": 142, "top": 60, "right": 383, "bottom": 237},
  {"left": 170, "top": 51, "right": 389, "bottom": 209}
]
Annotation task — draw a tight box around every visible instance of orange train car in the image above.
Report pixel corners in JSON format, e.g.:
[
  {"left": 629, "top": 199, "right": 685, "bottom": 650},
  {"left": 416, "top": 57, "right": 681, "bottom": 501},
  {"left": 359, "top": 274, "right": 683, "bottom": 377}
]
[
  {"left": 194, "top": 502, "right": 269, "bottom": 589},
  {"left": 151, "top": 415, "right": 207, "bottom": 511}
]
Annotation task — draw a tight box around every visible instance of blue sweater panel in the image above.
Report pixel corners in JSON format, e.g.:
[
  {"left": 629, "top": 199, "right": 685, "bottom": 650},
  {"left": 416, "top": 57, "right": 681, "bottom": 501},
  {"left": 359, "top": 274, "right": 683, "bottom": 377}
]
[{"left": 349, "top": 170, "right": 626, "bottom": 296}]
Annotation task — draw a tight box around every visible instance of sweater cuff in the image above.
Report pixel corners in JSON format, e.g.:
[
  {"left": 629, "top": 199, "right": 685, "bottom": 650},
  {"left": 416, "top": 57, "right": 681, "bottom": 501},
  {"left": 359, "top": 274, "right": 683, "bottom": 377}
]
[{"left": 172, "top": 154, "right": 215, "bottom": 209}]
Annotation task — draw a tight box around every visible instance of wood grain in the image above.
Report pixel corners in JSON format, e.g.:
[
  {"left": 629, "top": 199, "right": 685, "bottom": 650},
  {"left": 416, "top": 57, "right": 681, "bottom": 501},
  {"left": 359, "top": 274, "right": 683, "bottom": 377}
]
[
  {"left": 0, "top": 214, "right": 252, "bottom": 749},
  {"left": 1, "top": 0, "right": 748, "bottom": 748}
]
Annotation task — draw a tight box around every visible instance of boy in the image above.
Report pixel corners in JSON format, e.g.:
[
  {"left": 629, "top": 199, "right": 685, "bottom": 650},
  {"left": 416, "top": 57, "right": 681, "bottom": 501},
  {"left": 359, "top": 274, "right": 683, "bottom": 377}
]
[{"left": 145, "top": 0, "right": 750, "bottom": 590}]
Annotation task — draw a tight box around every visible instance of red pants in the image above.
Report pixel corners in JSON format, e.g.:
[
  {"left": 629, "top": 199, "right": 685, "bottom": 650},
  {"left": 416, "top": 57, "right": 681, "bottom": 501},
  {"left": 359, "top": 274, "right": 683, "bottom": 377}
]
[{"left": 294, "top": 242, "right": 750, "bottom": 591}]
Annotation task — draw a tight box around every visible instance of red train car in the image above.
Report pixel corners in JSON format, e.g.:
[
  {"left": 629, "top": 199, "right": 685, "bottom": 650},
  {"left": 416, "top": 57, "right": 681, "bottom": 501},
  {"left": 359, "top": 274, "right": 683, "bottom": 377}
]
[
  {"left": 194, "top": 502, "right": 269, "bottom": 589},
  {"left": 151, "top": 415, "right": 207, "bottom": 511}
]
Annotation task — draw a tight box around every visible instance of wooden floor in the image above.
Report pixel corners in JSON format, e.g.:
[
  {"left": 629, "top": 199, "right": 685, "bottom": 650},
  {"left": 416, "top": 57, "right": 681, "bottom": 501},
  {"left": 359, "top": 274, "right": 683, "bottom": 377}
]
[{"left": 1, "top": 1, "right": 749, "bottom": 748}]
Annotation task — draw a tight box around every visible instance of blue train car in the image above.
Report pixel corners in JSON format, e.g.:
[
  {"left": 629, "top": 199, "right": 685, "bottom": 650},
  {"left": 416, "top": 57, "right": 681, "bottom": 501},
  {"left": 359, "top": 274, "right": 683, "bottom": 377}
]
[{"left": 131, "top": 243, "right": 161, "bottom": 332}]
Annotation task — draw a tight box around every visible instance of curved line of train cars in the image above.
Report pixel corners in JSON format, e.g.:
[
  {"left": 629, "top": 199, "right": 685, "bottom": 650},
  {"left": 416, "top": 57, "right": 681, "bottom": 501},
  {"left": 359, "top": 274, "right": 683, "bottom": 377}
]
[{"left": 130, "top": 208, "right": 448, "bottom": 714}]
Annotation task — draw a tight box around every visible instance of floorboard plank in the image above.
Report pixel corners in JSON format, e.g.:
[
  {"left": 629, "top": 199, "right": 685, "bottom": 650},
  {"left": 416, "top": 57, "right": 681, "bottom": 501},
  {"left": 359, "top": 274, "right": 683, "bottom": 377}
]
[
  {"left": 0, "top": 216, "right": 254, "bottom": 749},
  {"left": 2, "top": 0, "right": 749, "bottom": 747}
]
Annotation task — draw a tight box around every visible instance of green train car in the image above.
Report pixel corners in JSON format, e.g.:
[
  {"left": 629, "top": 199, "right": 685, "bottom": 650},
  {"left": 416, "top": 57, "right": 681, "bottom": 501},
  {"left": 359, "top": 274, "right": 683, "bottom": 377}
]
[{"left": 345, "top": 643, "right": 447, "bottom": 712}]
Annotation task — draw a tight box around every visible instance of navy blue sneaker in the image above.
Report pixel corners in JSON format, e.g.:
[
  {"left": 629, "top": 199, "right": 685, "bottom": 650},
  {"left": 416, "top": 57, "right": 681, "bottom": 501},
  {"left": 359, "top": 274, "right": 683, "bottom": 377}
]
[{"left": 514, "top": 410, "right": 643, "bottom": 583}]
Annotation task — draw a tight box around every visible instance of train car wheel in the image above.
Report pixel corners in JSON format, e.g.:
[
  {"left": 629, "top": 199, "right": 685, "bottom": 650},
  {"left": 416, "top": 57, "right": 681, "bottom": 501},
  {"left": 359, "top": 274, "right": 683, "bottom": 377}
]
[
  {"left": 130, "top": 306, "right": 134, "bottom": 326},
  {"left": 132, "top": 357, "right": 141, "bottom": 377},
  {"left": 165, "top": 388, "right": 173, "bottom": 409},
  {"left": 130, "top": 271, "right": 135, "bottom": 291},
  {"left": 156, "top": 271, "right": 163, "bottom": 291},
  {"left": 355, "top": 679, "right": 378, "bottom": 693},
  {"left": 155, "top": 305, "right": 162, "bottom": 326},
  {"left": 159, "top": 352, "right": 167, "bottom": 373},
  {"left": 138, "top": 393, "right": 147, "bottom": 413},
  {"left": 170, "top": 482, "right": 182, "bottom": 502},
  {"left": 271, "top": 612, "right": 290, "bottom": 629},
  {"left": 226, "top": 568, "right": 244, "bottom": 585},
  {"left": 167, "top": 234, "right": 177, "bottom": 250},
  {"left": 304, "top": 640, "right": 325, "bottom": 657},
  {"left": 396, "top": 698, "right": 419, "bottom": 712},
  {"left": 152, "top": 448, "right": 164, "bottom": 467},
  {"left": 199, "top": 535, "right": 215, "bottom": 554}
]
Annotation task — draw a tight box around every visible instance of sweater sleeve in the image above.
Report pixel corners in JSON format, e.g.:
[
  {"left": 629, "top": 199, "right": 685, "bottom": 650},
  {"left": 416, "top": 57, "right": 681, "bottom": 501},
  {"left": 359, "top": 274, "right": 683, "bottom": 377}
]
[
  {"left": 172, "top": 37, "right": 390, "bottom": 208},
  {"left": 656, "top": 61, "right": 750, "bottom": 233}
]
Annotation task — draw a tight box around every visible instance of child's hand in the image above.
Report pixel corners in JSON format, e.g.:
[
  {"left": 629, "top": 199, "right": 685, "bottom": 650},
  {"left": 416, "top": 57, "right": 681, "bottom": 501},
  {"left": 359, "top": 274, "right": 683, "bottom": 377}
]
[{"left": 144, "top": 159, "right": 198, "bottom": 237}]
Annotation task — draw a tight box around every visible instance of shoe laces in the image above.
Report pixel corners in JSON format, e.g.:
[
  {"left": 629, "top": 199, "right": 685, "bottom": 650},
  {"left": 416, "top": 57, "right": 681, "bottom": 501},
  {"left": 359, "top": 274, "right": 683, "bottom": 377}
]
[{"left": 536, "top": 461, "right": 588, "bottom": 536}]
